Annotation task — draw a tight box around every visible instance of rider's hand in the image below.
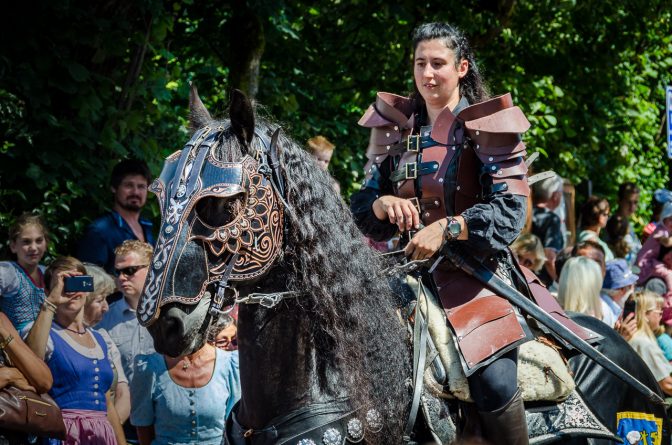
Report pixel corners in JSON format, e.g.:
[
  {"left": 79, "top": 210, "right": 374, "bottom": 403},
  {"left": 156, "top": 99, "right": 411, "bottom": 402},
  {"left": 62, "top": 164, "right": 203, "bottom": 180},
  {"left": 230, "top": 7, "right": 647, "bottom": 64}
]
[
  {"left": 615, "top": 312, "right": 637, "bottom": 342},
  {"left": 404, "top": 219, "right": 445, "bottom": 261},
  {"left": 372, "top": 196, "right": 420, "bottom": 232},
  {"left": 47, "top": 270, "right": 82, "bottom": 307}
]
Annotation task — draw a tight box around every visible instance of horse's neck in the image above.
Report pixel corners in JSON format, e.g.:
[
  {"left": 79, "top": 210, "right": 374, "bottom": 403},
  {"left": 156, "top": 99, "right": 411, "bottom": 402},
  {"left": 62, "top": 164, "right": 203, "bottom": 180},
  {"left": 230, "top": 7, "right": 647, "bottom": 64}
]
[{"left": 235, "top": 272, "right": 337, "bottom": 428}]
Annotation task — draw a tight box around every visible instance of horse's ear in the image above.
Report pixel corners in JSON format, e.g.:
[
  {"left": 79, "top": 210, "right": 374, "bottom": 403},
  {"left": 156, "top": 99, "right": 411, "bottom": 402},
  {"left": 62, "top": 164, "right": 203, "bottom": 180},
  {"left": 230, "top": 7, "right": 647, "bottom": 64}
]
[
  {"left": 189, "top": 83, "right": 212, "bottom": 132},
  {"left": 229, "top": 89, "right": 255, "bottom": 145}
]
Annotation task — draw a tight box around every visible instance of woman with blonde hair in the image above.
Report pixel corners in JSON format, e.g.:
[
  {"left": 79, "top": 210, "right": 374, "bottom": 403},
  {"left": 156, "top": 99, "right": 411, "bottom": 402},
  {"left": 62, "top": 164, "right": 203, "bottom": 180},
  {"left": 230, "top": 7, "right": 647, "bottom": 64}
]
[
  {"left": 558, "top": 256, "right": 603, "bottom": 319},
  {"left": 628, "top": 291, "right": 672, "bottom": 395}
]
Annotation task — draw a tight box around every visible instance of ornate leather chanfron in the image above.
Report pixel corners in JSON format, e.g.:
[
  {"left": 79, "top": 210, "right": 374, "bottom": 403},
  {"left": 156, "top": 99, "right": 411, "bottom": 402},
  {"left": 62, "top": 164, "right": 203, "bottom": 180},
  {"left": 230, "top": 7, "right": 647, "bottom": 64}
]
[{"left": 137, "top": 126, "right": 284, "bottom": 326}]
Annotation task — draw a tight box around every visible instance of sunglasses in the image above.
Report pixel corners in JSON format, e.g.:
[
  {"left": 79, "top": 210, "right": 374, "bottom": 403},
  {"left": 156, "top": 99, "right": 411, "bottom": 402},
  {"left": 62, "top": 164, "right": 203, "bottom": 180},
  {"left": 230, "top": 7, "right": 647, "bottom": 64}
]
[
  {"left": 214, "top": 336, "right": 238, "bottom": 350},
  {"left": 114, "top": 265, "right": 148, "bottom": 278}
]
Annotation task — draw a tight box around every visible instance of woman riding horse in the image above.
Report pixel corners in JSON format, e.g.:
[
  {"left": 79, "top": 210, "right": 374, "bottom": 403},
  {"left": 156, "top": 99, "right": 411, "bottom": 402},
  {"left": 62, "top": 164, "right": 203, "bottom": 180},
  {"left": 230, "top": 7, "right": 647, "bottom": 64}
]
[{"left": 351, "top": 22, "right": 588, "bottom": 445}]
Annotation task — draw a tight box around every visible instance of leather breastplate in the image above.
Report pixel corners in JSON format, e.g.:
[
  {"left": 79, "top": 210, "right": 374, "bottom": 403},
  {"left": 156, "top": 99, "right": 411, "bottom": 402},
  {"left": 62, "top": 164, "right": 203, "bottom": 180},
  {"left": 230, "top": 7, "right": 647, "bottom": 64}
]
[{"left": 360, "top": 92, "right": 531, "bottom": 228}]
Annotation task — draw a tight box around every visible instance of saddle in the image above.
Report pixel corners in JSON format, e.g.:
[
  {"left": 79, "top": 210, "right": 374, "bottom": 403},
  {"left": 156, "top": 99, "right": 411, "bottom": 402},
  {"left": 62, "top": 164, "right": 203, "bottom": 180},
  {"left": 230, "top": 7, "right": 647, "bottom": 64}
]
[{"left": 407, "top": 275, "right": 576, "bottom": 403}]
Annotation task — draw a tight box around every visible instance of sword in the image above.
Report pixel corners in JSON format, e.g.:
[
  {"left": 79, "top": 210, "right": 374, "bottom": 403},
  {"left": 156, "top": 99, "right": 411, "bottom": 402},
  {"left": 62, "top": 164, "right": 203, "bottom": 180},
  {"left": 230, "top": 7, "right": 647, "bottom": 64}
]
[{"left": 443, "top": 247, "right": 665, "bottom": 406}]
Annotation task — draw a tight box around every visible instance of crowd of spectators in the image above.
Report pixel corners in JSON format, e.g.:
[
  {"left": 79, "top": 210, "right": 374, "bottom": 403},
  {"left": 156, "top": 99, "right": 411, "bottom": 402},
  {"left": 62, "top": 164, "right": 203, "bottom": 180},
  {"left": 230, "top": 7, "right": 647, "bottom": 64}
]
[
  {"left": 3, "top": 152, "right": 672, "bottom": 442},
  {"left": 0, "top": 160, "right": 240, "bottom": 444},
  {"left": 517, "top": 177, "right": 672, "bottom": 400}
]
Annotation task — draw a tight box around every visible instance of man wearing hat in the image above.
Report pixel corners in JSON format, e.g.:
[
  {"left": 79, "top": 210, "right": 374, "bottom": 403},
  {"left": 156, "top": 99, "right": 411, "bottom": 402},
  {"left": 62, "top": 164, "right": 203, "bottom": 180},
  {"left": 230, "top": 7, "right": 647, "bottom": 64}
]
[{"left": 601, "top": 259, "right": 638, "bottom": 328}]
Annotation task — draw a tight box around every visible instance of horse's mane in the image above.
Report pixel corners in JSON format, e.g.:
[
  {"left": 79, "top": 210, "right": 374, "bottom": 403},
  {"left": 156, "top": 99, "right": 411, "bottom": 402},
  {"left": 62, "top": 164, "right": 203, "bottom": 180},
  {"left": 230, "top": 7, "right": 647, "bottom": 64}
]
[{"left": 210, "top": 114, "right": 411, "bottom": 437}]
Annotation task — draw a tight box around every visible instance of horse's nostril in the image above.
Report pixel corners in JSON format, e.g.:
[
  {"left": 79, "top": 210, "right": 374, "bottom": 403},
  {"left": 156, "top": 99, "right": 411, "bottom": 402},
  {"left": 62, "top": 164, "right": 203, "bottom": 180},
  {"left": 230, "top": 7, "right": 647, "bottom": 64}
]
[{"left": 162, "top": 308, "right": 186, "bottom": 338}]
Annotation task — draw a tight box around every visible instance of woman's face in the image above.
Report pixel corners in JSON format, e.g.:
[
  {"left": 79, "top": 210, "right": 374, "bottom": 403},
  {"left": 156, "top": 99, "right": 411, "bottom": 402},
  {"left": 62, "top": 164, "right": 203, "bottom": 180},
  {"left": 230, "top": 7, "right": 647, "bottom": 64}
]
[
  {"left": 213, "top": 324, "right": 238, "bottom": 351},
  {"left": 646, "top": 306, "right": 663, "bottom": 331},
  {"left": 56, "top": 291, "right": 88, "bottom": 317},
  {"left": 414, "top": 39, "right": 468, "bottom": 111},
  {"left": 9, "top": 224, "right": 47, "bottom": 269},
  {"left": 598, "top": 204, "right": 610, "bottom": 228},
  {"left": 84, "top": 293, "right": 109, "bottom": 327}
]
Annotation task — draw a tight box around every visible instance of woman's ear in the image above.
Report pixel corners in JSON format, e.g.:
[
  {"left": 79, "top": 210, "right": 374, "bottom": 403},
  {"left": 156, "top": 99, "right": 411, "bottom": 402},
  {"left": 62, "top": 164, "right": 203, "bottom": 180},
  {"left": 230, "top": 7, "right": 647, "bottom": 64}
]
[{"left": 458, "top": 59, "right": 469, "bottom": 79}]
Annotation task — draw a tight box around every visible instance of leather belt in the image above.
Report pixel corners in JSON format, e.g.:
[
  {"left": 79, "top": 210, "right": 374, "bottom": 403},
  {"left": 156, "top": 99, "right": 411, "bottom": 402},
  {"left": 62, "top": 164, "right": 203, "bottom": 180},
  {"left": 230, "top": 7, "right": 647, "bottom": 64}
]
[{"left": 390, "top": 161, "right": 439, "bottom": 182}]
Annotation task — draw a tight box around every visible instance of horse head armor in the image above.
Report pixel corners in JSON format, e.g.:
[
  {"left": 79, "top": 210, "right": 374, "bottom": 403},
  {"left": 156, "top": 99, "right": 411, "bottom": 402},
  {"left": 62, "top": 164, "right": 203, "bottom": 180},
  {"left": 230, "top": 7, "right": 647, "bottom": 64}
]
[{"left": 138, "top": 92, "right": 285, "bottom": 327}]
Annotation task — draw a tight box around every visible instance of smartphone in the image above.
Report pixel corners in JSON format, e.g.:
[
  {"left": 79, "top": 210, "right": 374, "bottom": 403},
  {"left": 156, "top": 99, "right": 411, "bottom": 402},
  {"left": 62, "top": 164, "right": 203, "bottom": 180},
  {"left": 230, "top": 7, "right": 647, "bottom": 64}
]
[
  {"left": 622, "top": 298, "right": 637, "bottom": 320},
  {"left": 63, "top": 275, "right": 94, "bottom": 293}
]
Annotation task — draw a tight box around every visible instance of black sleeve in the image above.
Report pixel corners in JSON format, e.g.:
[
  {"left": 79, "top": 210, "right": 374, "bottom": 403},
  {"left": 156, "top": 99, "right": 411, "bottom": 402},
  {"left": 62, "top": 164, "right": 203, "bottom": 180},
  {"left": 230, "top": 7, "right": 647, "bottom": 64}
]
[
  {"left": 459, "top": 194, "right": 527, "bottom": 257},
  {"left": 350, "top": 157, "right": 399, "bottom": 242}
]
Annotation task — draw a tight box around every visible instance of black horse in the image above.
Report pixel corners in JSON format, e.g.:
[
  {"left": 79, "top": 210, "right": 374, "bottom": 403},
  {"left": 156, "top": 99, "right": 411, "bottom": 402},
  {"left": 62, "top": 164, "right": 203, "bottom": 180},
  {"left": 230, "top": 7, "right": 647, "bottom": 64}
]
[{"left": 137, "top": 87, "right": 667, "bottom": 444}]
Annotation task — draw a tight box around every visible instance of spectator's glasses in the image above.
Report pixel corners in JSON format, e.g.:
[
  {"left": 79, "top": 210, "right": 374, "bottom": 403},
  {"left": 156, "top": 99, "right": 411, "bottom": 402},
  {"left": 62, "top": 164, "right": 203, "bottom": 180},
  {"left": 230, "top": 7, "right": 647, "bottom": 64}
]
[
  {"left": 114, "top": 265, "right": 148, "bottom": 278},
  {"left": 214, "top": 336, "right": 238, "bottom": 350}
]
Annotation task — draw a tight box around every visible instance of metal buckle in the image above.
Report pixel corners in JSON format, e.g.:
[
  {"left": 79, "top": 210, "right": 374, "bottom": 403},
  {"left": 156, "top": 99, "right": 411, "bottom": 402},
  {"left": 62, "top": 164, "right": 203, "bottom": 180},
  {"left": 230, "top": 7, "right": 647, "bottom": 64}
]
[
  {"left": 406, "top": 135, "right": 421, "bottom": 152},
  {"left": 405, "top": 162, "right": 418, "bottom": 180},
  {"left": 408, "top": 197, "right": 421, "bottom": 214}
]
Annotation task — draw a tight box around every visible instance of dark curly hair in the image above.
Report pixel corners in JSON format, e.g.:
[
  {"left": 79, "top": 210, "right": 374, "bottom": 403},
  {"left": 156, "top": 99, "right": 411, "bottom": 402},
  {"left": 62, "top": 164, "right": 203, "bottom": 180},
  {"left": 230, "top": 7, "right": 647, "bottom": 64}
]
[{"left": 210, "top": 114, "right": 411, "bottom": 441}]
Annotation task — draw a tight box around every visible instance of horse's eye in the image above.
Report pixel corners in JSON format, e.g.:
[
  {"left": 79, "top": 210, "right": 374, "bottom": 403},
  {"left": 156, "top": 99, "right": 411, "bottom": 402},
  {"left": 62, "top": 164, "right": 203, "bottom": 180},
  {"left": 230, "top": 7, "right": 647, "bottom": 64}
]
[{"left": 195, "top": 195, "right": 244, "bottom": 228}]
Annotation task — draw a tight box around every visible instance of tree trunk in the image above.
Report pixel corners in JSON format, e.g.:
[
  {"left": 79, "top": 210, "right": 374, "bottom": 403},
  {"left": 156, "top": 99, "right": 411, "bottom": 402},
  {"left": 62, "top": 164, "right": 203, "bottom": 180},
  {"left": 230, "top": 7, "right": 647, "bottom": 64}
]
[{"left": 229, "top": 0, "right": 265, "bottom": 100}]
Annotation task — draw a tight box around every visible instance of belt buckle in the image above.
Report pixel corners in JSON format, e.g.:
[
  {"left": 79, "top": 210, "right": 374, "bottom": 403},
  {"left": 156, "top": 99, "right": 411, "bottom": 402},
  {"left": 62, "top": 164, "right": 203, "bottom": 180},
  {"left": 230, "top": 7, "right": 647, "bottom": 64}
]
[
  {"left": 406, "top": 135, "right": 420, "bottom": 152},
  {"left": 405, "top": 162, "right": 418, "bottom": 180},
  {"left": 408, "top": 197, "right": 421, "bottom": 214}
]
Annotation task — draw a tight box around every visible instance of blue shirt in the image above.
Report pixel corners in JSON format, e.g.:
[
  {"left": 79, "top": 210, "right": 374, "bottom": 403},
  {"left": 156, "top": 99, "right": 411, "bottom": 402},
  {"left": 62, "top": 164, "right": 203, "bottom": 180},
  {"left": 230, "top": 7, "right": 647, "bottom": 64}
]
[
  {"left": 77, "top": 210, "right": 154, "bottom": 273},
  {"left": 97, "top": 297, "right": 155, "bottom": 385},
  {"left": 131, "top": 349, "right": 241, "bottom": 445},
  {"left": 657, "top": 333, "right": 672, "bottom": 362}
]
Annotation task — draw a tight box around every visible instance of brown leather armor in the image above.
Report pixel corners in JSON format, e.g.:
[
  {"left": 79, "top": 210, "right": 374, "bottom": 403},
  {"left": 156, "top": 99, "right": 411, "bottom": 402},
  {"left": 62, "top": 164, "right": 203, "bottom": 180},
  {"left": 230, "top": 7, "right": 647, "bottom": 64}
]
[{"left": 359, "top": 92, "right": 592, "bottom": 374}]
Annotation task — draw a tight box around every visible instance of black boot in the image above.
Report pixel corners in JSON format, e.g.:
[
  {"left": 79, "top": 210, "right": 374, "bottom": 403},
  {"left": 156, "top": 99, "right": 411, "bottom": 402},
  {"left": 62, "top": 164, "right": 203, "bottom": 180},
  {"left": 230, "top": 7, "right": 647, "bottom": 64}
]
[{"left": 478, "top": 389, "right": 529, "bottom": 445}]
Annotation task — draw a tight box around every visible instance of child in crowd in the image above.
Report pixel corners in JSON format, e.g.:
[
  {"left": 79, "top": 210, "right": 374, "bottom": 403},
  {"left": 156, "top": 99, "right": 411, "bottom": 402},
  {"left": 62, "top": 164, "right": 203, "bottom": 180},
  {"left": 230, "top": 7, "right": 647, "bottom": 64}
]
[
  {"left": 636, "top": 202, "right": 672, "bottom": 305},
  {"left": 0, "top": 213, "right": 49, "bottom": 330},
  {"left": 307, "top": 135, "right": 340, "bottom": 194}
]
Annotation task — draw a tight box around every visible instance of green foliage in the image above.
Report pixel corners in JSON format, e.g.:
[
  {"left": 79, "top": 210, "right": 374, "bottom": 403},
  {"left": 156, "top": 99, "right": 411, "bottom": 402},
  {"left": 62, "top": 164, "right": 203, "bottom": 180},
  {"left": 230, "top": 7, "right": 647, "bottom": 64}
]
[{"left": 1, "top": 0, "right": 670, "bottom": 255}]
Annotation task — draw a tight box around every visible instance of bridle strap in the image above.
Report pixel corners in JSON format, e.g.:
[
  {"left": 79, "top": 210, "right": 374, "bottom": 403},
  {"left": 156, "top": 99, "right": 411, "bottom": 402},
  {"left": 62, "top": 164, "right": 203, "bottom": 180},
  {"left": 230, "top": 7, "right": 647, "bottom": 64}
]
[
  {"left": 209, "top": 252, "right": 239, "bottom": 317},
  {"left": 236, "top": 291, "right": 301, "bottom": 308}
]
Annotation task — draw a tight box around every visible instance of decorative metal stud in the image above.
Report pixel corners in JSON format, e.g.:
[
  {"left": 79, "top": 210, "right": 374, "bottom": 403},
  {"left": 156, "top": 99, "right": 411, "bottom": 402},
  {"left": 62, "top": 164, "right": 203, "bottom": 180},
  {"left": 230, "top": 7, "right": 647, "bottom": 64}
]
[
  {"left": 297, "top": 440, "right": 316, "bottom": 445},
  {"left": 456, "top": 185, "right": 461, "bottom": 190},
  {"left": 489, "top": 157, "right": 494, "bottom": 161},
  {"left": 322, "top": 428, "right": 342, "bottom": 445},
  {"left": 153, "top": 260, "right": 163, "bottom": 269},
  {"left": 347, "top": 418, "right": 364, "bottom": 442},
  {"left": 177, "top": 184, "right": 186, "bottom": 197},
  {"left": 475, "top": 130, "right": 480, "bottom": 135},
  {"left": 385, "top": 132, "right": 390, "bottom": 137},
  {"left": 394, "top": 126, "right": 399, "bottom": 131},
  {"left": 366, "top": 409, "right": 383, "bottom": 432},
  {"left": 438, "top": 178, "right": 444, "bottom": 183},
  {"left": 165, "top": 225, "right": 173, "bottom": 234}
]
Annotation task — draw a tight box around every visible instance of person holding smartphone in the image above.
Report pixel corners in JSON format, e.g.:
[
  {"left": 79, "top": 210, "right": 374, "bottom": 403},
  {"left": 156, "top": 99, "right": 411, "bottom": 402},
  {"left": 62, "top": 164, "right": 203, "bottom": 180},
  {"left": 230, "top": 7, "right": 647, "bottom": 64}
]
[{"left": 23, "top": 256, "right": 125, "bottom": 445}]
